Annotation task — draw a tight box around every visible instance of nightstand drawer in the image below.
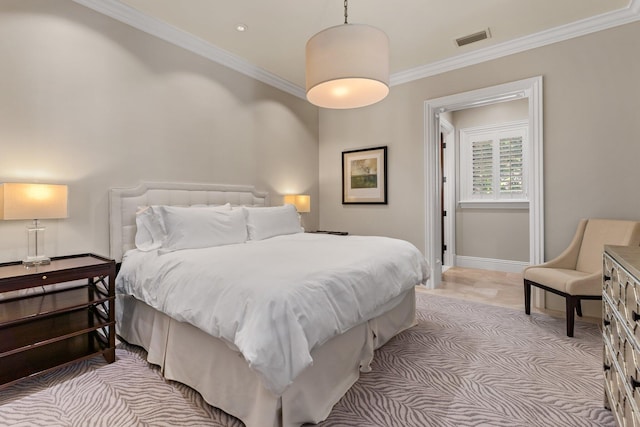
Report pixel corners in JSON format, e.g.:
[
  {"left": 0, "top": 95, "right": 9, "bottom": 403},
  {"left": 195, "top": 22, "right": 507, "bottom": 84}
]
[{"left": 0, "top": 255, "right": 112, "bottom": 289}]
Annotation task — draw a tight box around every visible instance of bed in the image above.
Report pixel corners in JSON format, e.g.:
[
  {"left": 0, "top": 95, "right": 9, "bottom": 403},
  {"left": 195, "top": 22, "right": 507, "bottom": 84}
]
[{"left": 110, "top": 182, "right": 428, "bottom": 427}]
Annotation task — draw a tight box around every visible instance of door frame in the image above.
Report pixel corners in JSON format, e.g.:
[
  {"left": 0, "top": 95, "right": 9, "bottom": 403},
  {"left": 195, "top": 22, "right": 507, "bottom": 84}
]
[
  {"left": 439, "top": 118, "right": 455, "bottom": 268},
  {"left": 423, "top": 76, "right": 544, "bottom": 293}
]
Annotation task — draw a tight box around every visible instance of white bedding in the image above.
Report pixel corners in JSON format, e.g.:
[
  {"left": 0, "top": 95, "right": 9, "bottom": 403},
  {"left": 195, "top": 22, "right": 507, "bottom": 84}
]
[{"left": 116, "top": 232, "right": 428, "bottom": 395}]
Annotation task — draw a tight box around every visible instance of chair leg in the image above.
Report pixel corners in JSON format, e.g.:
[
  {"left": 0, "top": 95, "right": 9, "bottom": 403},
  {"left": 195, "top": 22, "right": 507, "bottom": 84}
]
[
  {"left": 566, "top": 296, "right": 576, "bottom": 337},
  {"left": 524, "top": 280, "right": 531, "bottom": 315},
  {"left": 576, "top": 298, "right": 583, "bottom": 317}
]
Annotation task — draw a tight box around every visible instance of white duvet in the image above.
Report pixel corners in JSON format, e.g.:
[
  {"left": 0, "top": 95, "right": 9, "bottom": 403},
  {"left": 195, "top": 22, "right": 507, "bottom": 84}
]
[{"left": 116, "top": 232, "right": 428, "bottom": 394}]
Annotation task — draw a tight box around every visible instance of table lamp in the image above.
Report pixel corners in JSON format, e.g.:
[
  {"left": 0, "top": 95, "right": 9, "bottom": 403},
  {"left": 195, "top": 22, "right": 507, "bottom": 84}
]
[
  {"left": 284, "top": 194, "right": 310, "bottom": 230},
  {"left": 0, "top": 183, "right": 68, "bottom": 266},
  {"left": 284, "top": 195, "right": 310, "bottom": 214}
]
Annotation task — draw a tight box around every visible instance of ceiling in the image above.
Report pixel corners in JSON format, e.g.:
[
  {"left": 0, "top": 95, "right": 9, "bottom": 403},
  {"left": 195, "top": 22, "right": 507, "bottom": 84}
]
[{"left": 75, "top": 0, "right": 639, "bottom": 98}]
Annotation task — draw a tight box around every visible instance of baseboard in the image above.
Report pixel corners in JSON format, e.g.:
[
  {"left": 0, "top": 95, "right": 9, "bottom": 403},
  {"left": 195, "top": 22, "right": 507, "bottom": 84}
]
[{"left": 453, "top": 255, "right": 529, "bottom": 273}]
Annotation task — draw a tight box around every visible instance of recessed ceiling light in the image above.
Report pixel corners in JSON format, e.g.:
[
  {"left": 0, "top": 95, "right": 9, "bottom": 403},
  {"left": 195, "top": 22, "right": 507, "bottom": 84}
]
[{"left": 235, "top": 23, "right": 248, "bottom": 32}]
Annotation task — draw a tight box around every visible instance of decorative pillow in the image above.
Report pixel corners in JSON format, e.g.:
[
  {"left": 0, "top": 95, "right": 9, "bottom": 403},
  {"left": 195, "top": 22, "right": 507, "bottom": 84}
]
[
  {"left": 158, "top": 204, "right": 246, "bottom": 252},
  {"left": 243, "top": 204, "right": 303, "bottom": 241},
  {"left": 134, "top": 206, "right": 166, "bottom": 251}
]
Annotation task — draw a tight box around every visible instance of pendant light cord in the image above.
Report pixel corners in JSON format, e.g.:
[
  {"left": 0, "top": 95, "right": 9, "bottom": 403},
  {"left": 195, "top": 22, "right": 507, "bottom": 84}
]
[{"left": 344, "top": 0, "right": 348, "bottom": 24}]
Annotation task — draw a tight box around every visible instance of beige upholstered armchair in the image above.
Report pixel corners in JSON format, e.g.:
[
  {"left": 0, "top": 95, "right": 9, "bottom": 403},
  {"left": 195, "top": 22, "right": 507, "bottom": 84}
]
[{"left": 523, "top": 218, "right": 640, "bottom": 337}]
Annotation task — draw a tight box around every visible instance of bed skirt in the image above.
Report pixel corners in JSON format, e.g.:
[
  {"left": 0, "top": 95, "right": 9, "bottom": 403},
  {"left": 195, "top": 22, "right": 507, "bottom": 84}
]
[{"left": 116, "top": 289, "right": 416, "bottom": 427}]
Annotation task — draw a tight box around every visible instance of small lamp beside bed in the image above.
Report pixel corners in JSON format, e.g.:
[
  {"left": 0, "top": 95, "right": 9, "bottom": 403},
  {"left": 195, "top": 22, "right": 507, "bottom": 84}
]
[
  {"left": 0, "top": 182, "right": 68, "bottom": 266},
  {"left": 283, "top": 195, "right": 310, "bottom": 213},
  {"left": 283, "top": 194, "right": 310, "bottom": 229}
]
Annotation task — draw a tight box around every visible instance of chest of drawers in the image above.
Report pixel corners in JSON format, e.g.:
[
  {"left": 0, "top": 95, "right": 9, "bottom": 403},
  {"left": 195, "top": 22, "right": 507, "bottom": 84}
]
[{"left": 603, "top": 245, "right": 640, "bottom": 426}]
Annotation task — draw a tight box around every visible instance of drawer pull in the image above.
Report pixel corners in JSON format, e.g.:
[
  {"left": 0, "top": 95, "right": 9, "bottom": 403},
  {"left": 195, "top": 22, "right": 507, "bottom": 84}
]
[
  {"left": 604, "top": 274, "right": 611, "bottom": 281},
  {"left": 631, "top": 376, "right": 640, "bottom": 390},
  {"left": 42, "top": 275, "right": 47, "bottom": 280},
  {"left": 603, "top": 319, "right": 611, "bottom": 327},
  {"left": 604, "top": 363, "right": 611, "bottom": 371},
  {"left": 633, "top": 311, "right": 640, "bottom": 322}
]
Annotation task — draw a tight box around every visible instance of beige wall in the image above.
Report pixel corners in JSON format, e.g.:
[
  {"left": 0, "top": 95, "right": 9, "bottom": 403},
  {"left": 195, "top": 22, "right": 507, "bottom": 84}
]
[
  {"left": 455, "top": 209, "right": 529, "bottom": 262},
  {"left": 319, "top": 22, "right": 640, "bottom": 313},
  {"left": 453, "top": 99, "right": 529, "bottom": 262},
  {"left": 0, "top": 0, "right": 319, "bottom": 263}
]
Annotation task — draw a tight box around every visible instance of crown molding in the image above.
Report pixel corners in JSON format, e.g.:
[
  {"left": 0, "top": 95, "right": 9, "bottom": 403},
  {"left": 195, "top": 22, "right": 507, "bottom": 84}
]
[
  {"left": 71, "top": 0, "right": 306, "bottom": 99},
  {"left": 391, "top": 0, "right": 640, "bottom": 86},
  {"left": 73, "top": 0, "right": 639, "bottom": 98}
]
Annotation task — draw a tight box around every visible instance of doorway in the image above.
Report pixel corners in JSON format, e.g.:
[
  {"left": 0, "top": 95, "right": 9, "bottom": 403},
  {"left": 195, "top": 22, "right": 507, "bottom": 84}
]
[
  {"left": 423, "top": 76, "right": 544, "bottom": 292},
  {"left": 440, "top": 100, "right": 530, "bottom": 271}
]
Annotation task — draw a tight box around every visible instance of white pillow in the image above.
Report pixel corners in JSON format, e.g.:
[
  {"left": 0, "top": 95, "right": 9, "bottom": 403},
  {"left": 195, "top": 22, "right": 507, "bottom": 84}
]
[
  {"left": 244, "top": 204, "right": 303, "bottom": 241},
  {"left": 135, "top": 206, "right": 166, "bottom": 251},
  {"left": 134, "top": 204, "right": 233, "bottom": 251},
  {"left": 158, "top": 204, "right": 246, "bottom": 252}
]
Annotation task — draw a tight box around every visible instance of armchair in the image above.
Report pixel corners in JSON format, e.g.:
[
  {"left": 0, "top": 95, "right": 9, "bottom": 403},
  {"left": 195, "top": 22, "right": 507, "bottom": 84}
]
[{"left": 523, "top": 218, "right": 640, "bottom": 337}]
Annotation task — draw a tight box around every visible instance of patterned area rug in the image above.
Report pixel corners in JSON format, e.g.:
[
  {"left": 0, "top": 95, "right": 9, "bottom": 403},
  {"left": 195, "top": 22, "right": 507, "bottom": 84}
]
[{"left": 0, "top": 293, "right": 613, "bottom": 427}]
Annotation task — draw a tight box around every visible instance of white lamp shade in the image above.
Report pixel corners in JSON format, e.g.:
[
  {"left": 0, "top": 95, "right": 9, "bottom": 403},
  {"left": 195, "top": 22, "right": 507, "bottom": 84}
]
[
  {"left": 306, "top": 24, "right": 390, "bottom": 109},
  {"left": 0, "top": 183, "right": 68, "bottom": 220},
  {"left": 284, "top": 194, "right": 311, "bottom": 213}
]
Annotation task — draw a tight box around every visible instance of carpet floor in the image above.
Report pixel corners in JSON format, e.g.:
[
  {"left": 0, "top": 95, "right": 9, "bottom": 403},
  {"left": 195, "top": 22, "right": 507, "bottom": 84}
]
[{"left": 0, "top": 293, "right": 614, "bottom": 426}]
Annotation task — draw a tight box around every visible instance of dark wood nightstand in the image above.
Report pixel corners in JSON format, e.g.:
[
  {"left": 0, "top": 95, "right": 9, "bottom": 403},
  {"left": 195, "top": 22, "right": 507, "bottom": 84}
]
[
  {"left": 308, "top": 230, "right": 349, "bottom": 235},
  {"left": 0, "top": 253, "right": 116, "bottom": 388}
]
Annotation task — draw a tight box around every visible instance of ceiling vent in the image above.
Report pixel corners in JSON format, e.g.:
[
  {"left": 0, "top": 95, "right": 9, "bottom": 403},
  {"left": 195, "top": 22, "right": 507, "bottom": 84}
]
[{"left": 455, "top": 28, "right": 491, "bottom": 47}]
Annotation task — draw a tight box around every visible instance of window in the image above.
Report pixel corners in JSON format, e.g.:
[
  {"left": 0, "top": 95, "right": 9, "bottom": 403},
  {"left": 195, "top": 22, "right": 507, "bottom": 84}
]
[{"left": 459, "top": 120, "right": 528, "bottom": 206}]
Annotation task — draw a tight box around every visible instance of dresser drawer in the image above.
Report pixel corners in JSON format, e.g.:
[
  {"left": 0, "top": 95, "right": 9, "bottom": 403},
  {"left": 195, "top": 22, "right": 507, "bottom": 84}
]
[
  {"left": 626, "top": 398, "right": 640, "bottom": 427},
  {"left": 605, "top": 342, "right": 616, "bottom": 401},
  {"left": 616, "top": 264, "right": 640, "bottom": 344},
  {"left": 626, "top": 274, "right": 640, "bottom": 343},
  {"left": 614, "top": 367, "right": 629, "bottom": 426},
  {"left": 605, "top": 254, "right": 618, "bottom": 304},
  {"left": 603, "top": 299, "right": 615, "bottom": 346},
  {"left": 620, "top": 267, "right": 635, "bottom": 325},
  {"left": 614, "top": 314, "right": 629, "bottom": 368}
]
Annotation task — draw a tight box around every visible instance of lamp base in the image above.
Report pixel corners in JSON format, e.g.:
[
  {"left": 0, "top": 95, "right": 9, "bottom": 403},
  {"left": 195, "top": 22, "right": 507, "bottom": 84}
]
[
  {"left": 22, "top": 256, "right": 51, "bottom": 267},
  {"left": 24, "top": 220, "right": 50, "bottom": 267}
]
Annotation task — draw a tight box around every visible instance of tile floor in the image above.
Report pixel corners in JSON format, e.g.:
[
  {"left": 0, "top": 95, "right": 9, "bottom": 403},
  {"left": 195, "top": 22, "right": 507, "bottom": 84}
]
[{"left": 417, "top": 266, "right": 600, "bottom": 326}]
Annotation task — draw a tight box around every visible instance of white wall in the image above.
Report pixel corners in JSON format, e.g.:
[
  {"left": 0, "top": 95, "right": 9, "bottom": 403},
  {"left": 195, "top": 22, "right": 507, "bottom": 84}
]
[{"left": 0, "top": 0, "right": 319, "bottom": 263}]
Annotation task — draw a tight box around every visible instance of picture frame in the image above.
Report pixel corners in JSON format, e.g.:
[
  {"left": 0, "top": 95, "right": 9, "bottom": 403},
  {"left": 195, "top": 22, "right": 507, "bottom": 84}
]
[{"left": 342, "top": 146, "right": 387, "bottom": 204}]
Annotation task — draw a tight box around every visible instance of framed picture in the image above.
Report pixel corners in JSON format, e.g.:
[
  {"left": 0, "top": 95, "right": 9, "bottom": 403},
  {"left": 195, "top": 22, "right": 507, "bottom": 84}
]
[{"left": 342, "top": 146, "right": 387, "bottom": 204}]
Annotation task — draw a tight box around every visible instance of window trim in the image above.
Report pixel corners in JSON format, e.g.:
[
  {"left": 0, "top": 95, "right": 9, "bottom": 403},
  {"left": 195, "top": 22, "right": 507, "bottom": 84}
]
[{"left": 458, "top": 200, "right": 529, "bottom": 209}]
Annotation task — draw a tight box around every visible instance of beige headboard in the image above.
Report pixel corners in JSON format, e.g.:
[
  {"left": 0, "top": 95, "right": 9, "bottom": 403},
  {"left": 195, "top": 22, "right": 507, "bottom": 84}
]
[{"left": 109, "top": 182, "right": 269, "bottom": 262}]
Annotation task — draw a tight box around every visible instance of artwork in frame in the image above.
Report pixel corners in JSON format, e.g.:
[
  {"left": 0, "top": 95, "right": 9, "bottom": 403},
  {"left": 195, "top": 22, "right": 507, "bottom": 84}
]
[{"left": 342, "top": 146, "right": 387, "bottom": 204}]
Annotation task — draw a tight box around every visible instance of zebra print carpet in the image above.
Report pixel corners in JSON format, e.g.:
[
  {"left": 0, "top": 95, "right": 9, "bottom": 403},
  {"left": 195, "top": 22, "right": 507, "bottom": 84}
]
[{"left": 0, "top": 293, "right": 613, "bottom": 427}]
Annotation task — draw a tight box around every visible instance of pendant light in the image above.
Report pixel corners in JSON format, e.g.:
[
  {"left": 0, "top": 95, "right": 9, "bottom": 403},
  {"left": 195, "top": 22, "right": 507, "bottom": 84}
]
[{"left": 305, "top": 0, "right": 390, "bottom": 109}]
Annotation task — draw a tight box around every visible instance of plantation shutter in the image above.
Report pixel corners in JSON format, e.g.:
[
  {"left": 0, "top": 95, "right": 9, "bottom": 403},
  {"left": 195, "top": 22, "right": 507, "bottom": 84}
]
[
  {"left": 472, "top": 140, "right": 493, "bottom": 195},
  {"left": 499, "top": 136, "right": 524, "bottom": 194}
]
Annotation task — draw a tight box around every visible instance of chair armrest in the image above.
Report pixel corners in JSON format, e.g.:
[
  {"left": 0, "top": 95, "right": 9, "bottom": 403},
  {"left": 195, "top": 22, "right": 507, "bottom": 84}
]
[{"left": 566, "top": 271, "right": 603, "bottom": 296}]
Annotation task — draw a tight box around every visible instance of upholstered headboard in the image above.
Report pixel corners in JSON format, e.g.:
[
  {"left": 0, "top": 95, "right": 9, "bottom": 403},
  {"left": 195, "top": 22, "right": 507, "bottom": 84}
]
[{"left": 109, "top": 182, "right": 269, "bottom": 262}]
